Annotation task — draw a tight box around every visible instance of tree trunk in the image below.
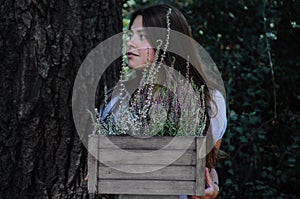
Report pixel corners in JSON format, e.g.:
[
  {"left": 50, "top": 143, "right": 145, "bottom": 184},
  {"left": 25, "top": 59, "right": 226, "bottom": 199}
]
[{"left": 0, "top": 0, "right": 122, "bottom": 198}]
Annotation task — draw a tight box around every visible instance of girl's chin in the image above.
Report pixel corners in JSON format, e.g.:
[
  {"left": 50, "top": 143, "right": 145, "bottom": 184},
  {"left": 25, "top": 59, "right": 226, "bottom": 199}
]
[{"left": 128, "top": 64, "right": 145, "bottom": 70}]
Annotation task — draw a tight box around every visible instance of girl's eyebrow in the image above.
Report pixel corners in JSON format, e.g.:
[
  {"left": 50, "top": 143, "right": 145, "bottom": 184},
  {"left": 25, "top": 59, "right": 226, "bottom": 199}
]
[
  {"left": 136, "top": 29, "right": 145, "bottom": 33},
  {"left": 129, "top": 28, "right": 145, "bottom": 33}
]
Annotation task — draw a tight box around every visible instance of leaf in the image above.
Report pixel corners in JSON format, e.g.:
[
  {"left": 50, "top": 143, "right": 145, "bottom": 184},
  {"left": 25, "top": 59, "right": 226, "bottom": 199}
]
[{"left": 240, "top": 135, "right": 248, "bottom": 143}]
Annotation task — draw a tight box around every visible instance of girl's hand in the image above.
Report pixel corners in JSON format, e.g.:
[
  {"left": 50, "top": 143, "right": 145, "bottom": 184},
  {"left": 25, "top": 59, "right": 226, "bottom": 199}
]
[{"left": 188, "top": 168, "right": 219, "bottom": 199}]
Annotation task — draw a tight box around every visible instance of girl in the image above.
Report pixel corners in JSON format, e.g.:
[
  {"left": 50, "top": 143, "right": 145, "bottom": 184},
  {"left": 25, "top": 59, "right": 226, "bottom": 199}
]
[{"left": 100, "top": 4, "right": 227, "bottom": 199}]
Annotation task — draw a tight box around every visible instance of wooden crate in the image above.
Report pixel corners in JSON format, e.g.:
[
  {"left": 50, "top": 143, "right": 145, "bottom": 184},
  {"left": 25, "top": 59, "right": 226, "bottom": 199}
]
[{"left": 88, "top": 134, "right": 205, "bottom": 196}]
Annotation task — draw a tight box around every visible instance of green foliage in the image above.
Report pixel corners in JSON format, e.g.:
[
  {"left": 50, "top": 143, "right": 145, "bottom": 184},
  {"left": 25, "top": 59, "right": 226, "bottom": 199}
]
[{"left": 124, "top": 0, "right": 300, "bottom": 198}]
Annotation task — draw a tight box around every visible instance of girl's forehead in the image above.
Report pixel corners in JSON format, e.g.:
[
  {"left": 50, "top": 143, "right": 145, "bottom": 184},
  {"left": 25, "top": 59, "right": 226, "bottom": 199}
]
[{"left": 130, "top": 15, "right": 143, "bottom": 30}]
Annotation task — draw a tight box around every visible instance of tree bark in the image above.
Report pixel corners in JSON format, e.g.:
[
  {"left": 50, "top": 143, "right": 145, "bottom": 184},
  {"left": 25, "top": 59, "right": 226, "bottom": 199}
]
[{"left": 0, "top": 0, "right": 122, "bottom": 198}]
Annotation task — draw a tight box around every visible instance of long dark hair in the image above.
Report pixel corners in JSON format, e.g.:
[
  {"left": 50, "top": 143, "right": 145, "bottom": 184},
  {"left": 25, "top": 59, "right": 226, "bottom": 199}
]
[{"left": 129, "top": 4, "right": 218, "bottom": 168}]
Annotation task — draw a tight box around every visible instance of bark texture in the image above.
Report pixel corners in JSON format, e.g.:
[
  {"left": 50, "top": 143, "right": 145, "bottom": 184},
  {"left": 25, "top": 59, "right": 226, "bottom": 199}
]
[{"left": 0, "top": 0, "right": 122, "bottom": 198}]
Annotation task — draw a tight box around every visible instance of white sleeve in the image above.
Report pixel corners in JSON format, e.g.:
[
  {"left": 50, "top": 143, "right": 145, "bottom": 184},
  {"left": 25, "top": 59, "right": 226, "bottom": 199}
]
[{"left": 210, "top": 90, "right": 227, "bottom": 142}]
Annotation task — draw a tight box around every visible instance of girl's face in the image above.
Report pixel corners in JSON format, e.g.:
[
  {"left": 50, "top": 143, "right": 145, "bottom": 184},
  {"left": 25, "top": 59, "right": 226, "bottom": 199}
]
[{"left": 127, "top": 15, "right": 155, "bottom": 70}]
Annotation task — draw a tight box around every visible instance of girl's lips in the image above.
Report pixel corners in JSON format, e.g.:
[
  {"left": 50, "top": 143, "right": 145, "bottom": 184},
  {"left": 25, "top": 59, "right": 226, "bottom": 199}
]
[{"left": 127, "top": 52, "right": 138, "bottom": 58}]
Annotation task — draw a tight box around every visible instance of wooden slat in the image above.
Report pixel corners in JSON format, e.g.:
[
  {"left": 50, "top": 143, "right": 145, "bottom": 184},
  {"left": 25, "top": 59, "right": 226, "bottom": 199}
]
[
  {"left": 88, "top": 134, "right": 99, "bottom": 194},
  {"left": 98, "top": 180, "right": 195, "bottom": 195},
  {"left": 195, "top": 137, "right": 205, "bottom": 196},
  {"left": 98, "top": 135, "right": 197, "bottom": 150},
  {"left": 98, "top": 149, "right": 196, "bottom": 165},
  {"left": 116, "top": 195, "right": 178, "bottom": 199},
  {"left": 99, "top": 165, "right": 195, "bottom": 180}
]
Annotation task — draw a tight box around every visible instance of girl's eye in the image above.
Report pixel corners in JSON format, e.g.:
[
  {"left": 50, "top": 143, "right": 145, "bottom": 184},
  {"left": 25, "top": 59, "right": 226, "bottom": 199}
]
[
  {"left": 126, "top": 31, "right": 146, "bottom": 41},
  {"left": 139, "top": 34, "right": 146, "bottom": 41}
]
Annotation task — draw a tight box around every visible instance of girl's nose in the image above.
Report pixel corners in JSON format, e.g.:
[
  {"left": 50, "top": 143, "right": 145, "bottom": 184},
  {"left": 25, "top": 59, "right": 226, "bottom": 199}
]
[
  {"left": 127, "top": 38, "right": 135, "bottom": 48},
  {"left": 127, "top": 33, "right": 137, "bottom": 48}
]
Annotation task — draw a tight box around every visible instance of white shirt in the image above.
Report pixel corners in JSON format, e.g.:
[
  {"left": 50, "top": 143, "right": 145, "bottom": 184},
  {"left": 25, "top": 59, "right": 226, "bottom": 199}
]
[{"left": 209, "top": 90, "right": 227, "bottom": 142}]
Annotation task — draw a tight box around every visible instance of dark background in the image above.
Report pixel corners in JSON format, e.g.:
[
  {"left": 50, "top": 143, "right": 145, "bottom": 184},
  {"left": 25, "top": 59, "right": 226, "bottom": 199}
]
[
  {"left": 1, "top": 0, "right": 299, "bottom": 198},
  {"left": 124, "top": 0, "right": 300, "bottom": 198}
]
